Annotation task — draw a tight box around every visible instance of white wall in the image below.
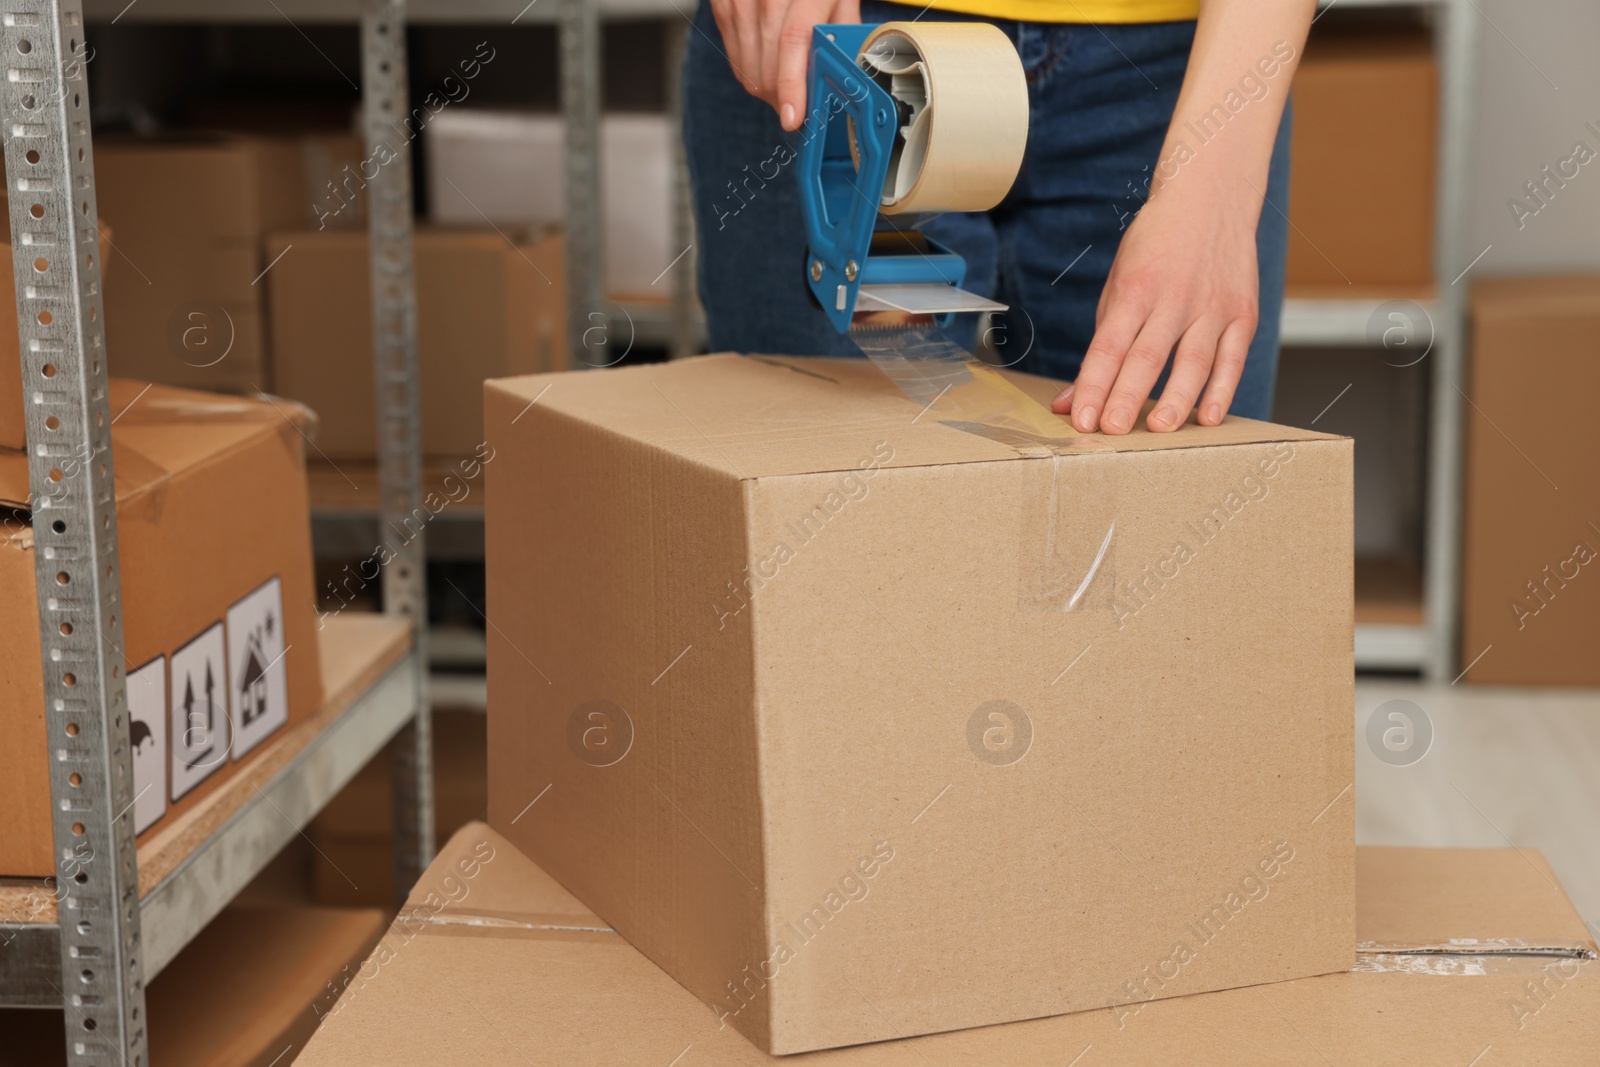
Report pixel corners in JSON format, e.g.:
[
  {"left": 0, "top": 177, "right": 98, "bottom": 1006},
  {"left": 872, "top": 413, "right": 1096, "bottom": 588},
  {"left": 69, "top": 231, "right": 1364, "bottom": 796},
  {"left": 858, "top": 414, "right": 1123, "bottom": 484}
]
[{"left": 1470, "top": 0, "right": 1600, "bottom": 274}]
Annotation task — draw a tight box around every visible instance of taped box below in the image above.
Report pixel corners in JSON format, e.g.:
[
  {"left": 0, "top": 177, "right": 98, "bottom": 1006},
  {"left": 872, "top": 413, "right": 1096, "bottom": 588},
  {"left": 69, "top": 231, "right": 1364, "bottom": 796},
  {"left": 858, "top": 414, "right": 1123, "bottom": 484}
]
[
  {"left": 483, "top": 354, "right": 1356, "bottom": 1053},
  {"left": 299, "top": 824, "right": 1600, "bottom": 1064},
  {"left": 0, "top": 379, "right": 324, "bottom": 876}
]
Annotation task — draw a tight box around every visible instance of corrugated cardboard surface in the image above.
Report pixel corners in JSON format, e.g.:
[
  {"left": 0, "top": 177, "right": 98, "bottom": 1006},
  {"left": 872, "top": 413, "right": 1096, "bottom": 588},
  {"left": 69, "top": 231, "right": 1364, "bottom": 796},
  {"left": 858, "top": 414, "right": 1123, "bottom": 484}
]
[
  {"left": 266, "top": 227, "right": 565, "bottom": 461},
  {"left": 1288, "top": 28, "right": 1436, "bottom": 288},
  {"left": 297, "top": 825, "right": 1600, "bottom": 1065},
  {"left": 484, "top": 354, "right": 1355, "bottom": 1053},
  {"left": 0, "top": 224, "right": 112, "bottom": 450},
  {"left": 1, "top": 904, "right": 385, "bottom": 1067},
  {"left": 94, "top": 134, "right": 330, "bottom": 394},
  {"left": 1462, "top": 277, "right": 1600, "bottom": 685},
  {"left": 0, "top": 379, "right": 324, "bottom": 875}
]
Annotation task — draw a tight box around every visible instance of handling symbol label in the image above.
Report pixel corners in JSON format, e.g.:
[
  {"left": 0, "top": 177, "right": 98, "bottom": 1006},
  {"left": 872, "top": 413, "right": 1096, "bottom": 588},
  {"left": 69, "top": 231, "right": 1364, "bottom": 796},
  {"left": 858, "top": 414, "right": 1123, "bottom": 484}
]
[{"left": 170, "top": 622, "right": 230, "bottom": 801}]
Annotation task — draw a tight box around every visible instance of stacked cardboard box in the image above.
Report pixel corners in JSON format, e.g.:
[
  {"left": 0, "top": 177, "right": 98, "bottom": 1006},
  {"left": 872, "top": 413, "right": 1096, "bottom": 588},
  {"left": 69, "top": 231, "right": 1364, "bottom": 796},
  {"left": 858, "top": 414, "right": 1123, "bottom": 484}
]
[
  {"left": 1, "top": 903, "right": 385, "bottom": 1067},
  {"left": 92, "top": 132, "right": 362, "bottom": 396},
  {"left": 0, "top": 380, "right": 324, "bottom": 876},
  {"left": 265, "top": 227, "right": 565, "bottom": 463},
  {"left": 425, "top": 110, "right": 673, "bottom": 298},
  {"left": 1288, "top": 26, "right": 1437, "bottom": 288},
  {"left": 1462, "top": 277, "right": 1600, "bottom": 685},
  {"left": 483, "top": 354, "right": 1355, "bottom": 1052},
  {"left": 297, "top": 824, "right": 1600, "bottom": 1064}
]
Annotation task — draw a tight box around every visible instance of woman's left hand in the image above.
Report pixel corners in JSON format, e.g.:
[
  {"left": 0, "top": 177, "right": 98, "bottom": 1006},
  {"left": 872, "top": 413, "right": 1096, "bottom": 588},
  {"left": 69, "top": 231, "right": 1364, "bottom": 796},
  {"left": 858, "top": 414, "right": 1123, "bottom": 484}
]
[{"left": 1052, "top": 177, "right": 1261, "bottom": 434}]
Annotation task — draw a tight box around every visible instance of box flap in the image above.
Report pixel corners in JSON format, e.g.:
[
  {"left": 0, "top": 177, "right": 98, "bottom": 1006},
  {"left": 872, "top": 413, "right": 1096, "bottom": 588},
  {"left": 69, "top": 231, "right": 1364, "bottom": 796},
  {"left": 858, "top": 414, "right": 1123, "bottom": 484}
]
[
  {"left": 0, "top": 379, "right": 296, "bottom": 515},
  {"left": 1357, "top": 845, "right": 1592, "bottom": 948},
  {"left": 486, "top": 354, "right": 1341, "bottom": 481}
]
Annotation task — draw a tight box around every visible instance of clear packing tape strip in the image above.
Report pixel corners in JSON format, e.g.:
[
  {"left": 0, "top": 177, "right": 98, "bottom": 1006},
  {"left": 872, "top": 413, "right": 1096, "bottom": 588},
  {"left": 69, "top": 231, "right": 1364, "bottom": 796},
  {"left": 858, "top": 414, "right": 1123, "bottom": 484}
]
[{"left": 851, "top": 324, "right": 1095, "bottom": 455}]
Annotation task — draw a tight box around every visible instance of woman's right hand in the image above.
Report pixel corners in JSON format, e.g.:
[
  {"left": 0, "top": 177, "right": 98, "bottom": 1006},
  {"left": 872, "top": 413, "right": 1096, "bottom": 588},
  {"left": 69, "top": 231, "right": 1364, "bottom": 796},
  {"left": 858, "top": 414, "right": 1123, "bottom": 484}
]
[{"left": 708, "top": 0, "right": 861, "bottom": 131}]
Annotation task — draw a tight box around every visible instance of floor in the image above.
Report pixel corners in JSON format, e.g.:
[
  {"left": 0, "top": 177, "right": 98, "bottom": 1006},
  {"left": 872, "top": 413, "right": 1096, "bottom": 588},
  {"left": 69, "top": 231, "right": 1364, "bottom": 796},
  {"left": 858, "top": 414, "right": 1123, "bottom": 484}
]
[{"left": 1354, "top": 678, "right": 1600, "bottom": 929}]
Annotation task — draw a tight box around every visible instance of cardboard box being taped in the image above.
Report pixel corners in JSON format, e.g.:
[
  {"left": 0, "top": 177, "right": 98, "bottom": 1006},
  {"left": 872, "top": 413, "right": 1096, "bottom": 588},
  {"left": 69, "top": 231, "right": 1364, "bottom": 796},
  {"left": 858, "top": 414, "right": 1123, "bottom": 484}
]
[
  {"left": 297, "top": 825, "right": 1600, "bottom": 1065},
  {"left": 0, "top": 380, "right": 324, "bottom": 877},
  {"left": 483, "top": 354, "right": 1356, "bottom": 1054}
]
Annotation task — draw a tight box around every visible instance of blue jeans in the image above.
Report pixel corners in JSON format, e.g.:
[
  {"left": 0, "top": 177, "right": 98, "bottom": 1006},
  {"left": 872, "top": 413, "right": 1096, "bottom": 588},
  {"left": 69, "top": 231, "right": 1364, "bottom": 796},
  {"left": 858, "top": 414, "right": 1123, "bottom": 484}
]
[{"left": 682, "top": 1, "right": 1292, "bottom": 419}]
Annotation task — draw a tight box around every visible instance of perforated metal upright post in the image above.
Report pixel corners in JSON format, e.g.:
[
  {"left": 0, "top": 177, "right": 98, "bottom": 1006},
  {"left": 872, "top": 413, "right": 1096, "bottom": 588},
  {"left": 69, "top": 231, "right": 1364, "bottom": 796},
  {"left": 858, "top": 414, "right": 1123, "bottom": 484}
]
[
  {"left": 3, "top": 1, "right": 146, "bottom": 1061},
  {"left": 361, "top": 0, "right": 433, "bottom": 900},
  {"left": 1421, "top": 0, "right": 1478, "bottom": 681},
  {"left": 561, "top": 0, "right": 605, "bottom": 366},
  {"left": 664, "top": 17, "right": 696, "bottom": 361}
]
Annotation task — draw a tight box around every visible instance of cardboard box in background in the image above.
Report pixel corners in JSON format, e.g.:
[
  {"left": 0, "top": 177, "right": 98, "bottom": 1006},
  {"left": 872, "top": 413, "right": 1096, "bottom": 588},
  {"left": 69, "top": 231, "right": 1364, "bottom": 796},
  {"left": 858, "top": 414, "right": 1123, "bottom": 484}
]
[
  {"left": 93, "top": 133, "right": 362, "bottom": 396},
  {"left": 267, "top": 227, "right": 565, "bottom": 461},
  {"left": 308, "top": 706, "right": 489, "bottom": 908},
  {"left": 0, "top": 904, "right": 385, "bottom": 1067},
  {"left": 0, "top": 224, "right": 112, "bottom": 451},
  {"left": 1462, "top": 276, "right": 1600, "bottom": 685},
  {"left": 0, "top": 380, "right": 324, "bottom": 876},
  {"left": 298, "top": 826, "right": 1600, "bottom": 1065},
  {"left": 1288, "top": 27, "right": 1437, "bottom": 288},
  {"left": 485, "top": 355, "right": 1355, "bottom": 1053},
  {"left": 426, "top": 110, "right": 671, "bottom": 298}
]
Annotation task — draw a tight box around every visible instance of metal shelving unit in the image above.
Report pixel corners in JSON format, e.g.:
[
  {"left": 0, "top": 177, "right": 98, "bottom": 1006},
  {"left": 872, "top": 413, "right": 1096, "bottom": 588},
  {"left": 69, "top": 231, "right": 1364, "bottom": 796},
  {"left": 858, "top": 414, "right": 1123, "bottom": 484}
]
[
  {"left": 0, "top": 1, "right": 431, "bottom": 1060},
  {"left": 1290, "top": 0, "right": 1477, "bottom": 680}
]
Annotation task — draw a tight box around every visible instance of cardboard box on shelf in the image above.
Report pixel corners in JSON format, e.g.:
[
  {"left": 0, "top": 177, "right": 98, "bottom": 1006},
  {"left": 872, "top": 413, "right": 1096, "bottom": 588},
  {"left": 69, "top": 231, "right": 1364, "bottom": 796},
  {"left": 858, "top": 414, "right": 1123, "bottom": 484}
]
[
  {"left": 483, "top": 355, "right": 1355, "bottom": 1053},
  {"left": 1287, "top": 27, "right": 1437, "bottom": 289},
  {"left": 1, "top": 904, "right": 386, "bottom": 1067},
  {"left": 1462, "top": 277, "right": 1600, "bottom": 685},
  {"left": 425, "top": 110, "right": 672, "bottom": 299},
  {"left": 309, "top": 707, "right": 489, "bottom": 908},
  {"left": 92, "top": 133, "right": 358, "bottom": 396},
  {"left": 266, "top": 227, "right": 565, "bottom": 462},
  {"left": 0, "top": 380, "right": 324, "bottom": 877},
  {"left": 0, "top": 224, "right": 113, "bottom": 451},
  {"left": 297, "top": 824, "right": 1600, "bottom": 1065}
]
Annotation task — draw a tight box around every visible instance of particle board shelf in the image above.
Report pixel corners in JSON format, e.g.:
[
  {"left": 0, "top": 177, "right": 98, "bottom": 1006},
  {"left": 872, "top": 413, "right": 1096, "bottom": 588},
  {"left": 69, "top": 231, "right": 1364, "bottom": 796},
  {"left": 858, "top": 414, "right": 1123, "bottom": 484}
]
[{"left": 0, "top": 612, "right": 416, "bottom": 1006}]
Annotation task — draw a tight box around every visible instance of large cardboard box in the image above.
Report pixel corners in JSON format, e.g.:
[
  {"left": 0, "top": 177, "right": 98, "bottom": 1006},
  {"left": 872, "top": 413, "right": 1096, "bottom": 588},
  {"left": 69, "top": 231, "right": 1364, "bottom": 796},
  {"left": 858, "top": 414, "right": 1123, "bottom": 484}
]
[
  {"left": 1462, "top": 277, "right": 1600, "bottom": 685},
  {"left": 266, "top": 227, "right": 565, "bottom": 462},
  {"left": 1288, "top": 28, "right": 1437, "bottom": 288},
  {"left": 0, "top": 380, "right": 325, "bottom": 876},
  {"left": 426, "top": 110, "right": 673, "bottom": 298},
  {"left": 0, "top": 224, "right": 112, "bottom": 451},
  {"left": 1, "top": 904, "right": 385, "bottom": 1067},
  {"left": 93, "top": 134, "right": 348, "bottom": 395},
  {"left": 297, "top": 824, "right": 1600, "bottom": 1064},
  {"left": 483, "top": 355, "right": 1356, "bottom": 1053}
]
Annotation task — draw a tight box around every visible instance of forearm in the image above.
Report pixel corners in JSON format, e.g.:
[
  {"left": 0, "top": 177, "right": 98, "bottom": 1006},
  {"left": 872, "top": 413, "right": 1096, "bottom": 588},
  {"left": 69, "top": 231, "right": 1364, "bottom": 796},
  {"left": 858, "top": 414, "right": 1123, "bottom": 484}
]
[{"left": 1152, "top": 0, "right": 1316, "bottom": 210}]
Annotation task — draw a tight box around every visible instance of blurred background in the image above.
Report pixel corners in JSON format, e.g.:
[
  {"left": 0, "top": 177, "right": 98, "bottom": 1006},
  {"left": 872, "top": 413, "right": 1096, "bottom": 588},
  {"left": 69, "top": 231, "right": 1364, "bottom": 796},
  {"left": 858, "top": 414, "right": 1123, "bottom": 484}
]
[{"left": 4, "top": 0, "right": 1599, "bottom": 1063}]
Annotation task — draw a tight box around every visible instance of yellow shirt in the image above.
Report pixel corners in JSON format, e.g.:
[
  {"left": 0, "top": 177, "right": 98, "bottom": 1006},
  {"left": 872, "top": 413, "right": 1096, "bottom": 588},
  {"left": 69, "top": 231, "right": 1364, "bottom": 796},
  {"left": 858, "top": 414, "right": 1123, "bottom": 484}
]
[{"left": 918, "top": 0, "right": 1200, "bottom": 22}]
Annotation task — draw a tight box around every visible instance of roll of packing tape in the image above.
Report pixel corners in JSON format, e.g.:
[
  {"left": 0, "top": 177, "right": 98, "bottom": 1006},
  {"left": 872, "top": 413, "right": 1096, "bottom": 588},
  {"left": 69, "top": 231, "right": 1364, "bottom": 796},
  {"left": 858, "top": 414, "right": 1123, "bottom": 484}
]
[{"left": 858, "top": 21, "right": 1028, "bottom": 215}]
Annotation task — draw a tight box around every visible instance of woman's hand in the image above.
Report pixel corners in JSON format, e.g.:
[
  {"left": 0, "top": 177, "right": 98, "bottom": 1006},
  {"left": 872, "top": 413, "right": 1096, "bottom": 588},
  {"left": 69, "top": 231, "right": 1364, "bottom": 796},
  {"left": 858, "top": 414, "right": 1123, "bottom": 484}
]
[
  {"left": 708, "top": 0, "right": 861, "bottom": 131},
  {"left": 1053, "top": 177, "right": 1262, "bottom": 434},
  {"left": 1052, "top": 0, "right": 1315, "bottom": 434}
]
